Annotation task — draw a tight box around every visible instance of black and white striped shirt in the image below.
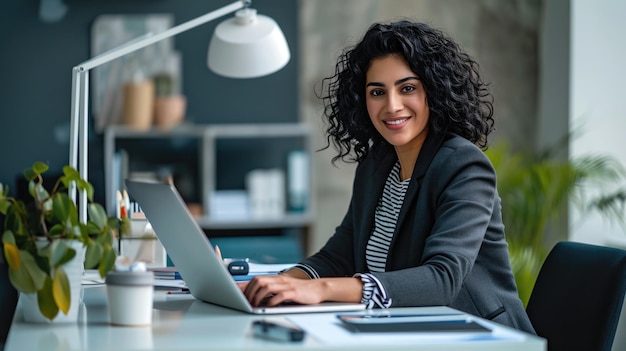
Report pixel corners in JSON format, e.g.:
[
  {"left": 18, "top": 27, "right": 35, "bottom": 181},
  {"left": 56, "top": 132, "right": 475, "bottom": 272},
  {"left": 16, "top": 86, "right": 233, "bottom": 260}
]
[
  {"left": 292, "top": 161, "right": 409, "bottom": 308},
  {"left": 366, "top": 161, "right": 410, "bottom": 272}
]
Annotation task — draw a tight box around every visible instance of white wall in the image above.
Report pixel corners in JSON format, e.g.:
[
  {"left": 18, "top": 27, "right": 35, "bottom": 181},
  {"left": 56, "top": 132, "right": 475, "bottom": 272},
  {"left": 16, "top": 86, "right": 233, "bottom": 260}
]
[
  {"left": 569, "top": 0, "right": 626, "bottom": 246},
  {"left": 569, "top": 2, "right": 626, "bottom": 350}
]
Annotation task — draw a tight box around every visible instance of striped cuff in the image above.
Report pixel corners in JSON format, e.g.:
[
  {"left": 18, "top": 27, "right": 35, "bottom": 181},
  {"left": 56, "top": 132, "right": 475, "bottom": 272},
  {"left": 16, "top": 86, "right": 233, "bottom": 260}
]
[
  {"left": 286, "top": 263, "right": 320, "bottom": 279},
  {"left": 354, "top": 273, "right": 392, "bottom": 309}
]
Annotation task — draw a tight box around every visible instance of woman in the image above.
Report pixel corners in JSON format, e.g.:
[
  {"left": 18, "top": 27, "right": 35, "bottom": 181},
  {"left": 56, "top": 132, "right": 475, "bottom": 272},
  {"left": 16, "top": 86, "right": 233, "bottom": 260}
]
[{"left": 242, "top": 20, "right": 535, "bottom": 334}]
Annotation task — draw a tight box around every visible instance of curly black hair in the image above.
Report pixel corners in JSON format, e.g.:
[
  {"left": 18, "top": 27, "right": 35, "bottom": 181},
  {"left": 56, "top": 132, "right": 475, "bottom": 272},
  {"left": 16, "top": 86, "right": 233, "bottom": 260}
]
[{"left": 319, "top": 21, "right": 494, "bottom": 164}]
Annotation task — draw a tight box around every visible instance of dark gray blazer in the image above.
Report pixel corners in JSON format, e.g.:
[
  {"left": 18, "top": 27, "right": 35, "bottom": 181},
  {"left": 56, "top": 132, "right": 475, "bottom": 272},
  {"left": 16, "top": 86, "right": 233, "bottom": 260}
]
[{"left": 300, "top": 131, "right": 535, "bottom": 334}]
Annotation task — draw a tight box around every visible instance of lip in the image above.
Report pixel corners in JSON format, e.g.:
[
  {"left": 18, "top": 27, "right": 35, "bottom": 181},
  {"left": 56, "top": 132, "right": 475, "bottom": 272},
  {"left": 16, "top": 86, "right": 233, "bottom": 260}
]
[{"left": 383, "top": 117, "right": 410, "bottom": 130}]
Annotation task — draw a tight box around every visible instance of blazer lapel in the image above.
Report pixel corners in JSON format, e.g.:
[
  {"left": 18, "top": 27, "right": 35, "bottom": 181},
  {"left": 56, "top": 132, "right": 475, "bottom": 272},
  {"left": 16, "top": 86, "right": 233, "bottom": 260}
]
[
  {"left": 357, "top": 144, "right": 397, "bottom": 257},
  {"left": 394, "top": 131, "right": 446, "bottom": 239}
]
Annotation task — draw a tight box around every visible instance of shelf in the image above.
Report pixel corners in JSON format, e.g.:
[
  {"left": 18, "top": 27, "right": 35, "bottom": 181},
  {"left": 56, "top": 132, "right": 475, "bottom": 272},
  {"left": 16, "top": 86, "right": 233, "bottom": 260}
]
[
  {"left": 105, "top": 124, "right": 206, "bottom": 138},
  {"left": 104, "top": 122, "right": 315, "bottom": 254},
  {"left": 194, "top": 213, "right": 313, "bottom": 230}
]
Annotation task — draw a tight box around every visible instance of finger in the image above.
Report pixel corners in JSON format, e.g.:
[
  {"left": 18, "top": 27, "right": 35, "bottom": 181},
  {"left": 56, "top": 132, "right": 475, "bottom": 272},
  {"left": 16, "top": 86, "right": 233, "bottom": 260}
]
[
  {"left": 244, "top": 275, "right": 281, "bottom": 298},
  {"left": 270, "top": 286, "right": 307, "bottom": 306},
  {"left": 251, "top": 285, "right": 277, "bottom": 307},
  {"left": 243, "top": 276, "right": 262, "bottom": 297},
  {"left": 236, "top": 281, "right": 248, "bottom": 292},
  {"left": 251, "top": 282, "right": 291, "bottom": 307},
  {"left": 265, "top": 292, "right": 294, "bottom": 307}
]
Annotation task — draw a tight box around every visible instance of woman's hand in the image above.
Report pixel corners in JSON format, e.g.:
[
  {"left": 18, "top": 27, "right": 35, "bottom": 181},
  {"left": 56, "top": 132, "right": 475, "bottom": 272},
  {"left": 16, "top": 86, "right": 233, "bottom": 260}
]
[
  {"left": 238, "top": 273, "right": 364, "bottom": 307},
  {"left": 242, "top": 275, "right": 326, "bottom": 306}
]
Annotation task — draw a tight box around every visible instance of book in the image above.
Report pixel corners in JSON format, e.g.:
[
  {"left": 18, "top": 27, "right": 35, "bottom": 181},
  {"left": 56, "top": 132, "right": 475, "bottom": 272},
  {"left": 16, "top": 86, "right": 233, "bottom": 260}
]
[{"left": 149, "top": 267, "right": 182, "bottom": 280}]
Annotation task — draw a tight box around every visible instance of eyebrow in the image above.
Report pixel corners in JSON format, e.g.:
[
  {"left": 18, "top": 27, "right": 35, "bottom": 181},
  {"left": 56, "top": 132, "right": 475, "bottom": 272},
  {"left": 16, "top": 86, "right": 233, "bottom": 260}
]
[{"left": 366, "top": 76, "right": 420, "bottom": 88}]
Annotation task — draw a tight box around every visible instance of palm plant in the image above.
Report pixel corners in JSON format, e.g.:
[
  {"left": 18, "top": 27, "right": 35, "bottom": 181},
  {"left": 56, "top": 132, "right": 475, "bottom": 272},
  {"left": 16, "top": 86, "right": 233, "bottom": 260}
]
[{"left": 486, "top": 141, "right": 626, "bottom": 306}]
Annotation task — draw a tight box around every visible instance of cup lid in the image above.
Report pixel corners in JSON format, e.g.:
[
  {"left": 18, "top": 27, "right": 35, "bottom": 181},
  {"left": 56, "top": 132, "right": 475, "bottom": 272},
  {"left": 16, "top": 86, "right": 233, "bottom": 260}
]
[{"left": 106, "top": 270, "right": 154, "bottom": 286}]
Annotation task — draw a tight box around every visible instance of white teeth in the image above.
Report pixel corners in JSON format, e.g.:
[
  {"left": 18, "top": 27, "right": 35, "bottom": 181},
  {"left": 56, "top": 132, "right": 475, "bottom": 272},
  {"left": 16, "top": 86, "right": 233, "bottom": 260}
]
[{"left": 385, "top": 118, "right": 408, "bottom": 125}]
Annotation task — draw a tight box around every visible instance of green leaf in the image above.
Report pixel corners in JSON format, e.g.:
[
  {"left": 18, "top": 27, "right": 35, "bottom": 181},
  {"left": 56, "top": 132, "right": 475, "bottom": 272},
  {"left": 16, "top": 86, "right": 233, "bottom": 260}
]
[
  {"left": 0, "top": 201, "right": 10, "bottom": 215},
  {"left": 100, "top": 227, "right": 114, "bottom": 245},
  {"left": 52, "top": 267, "right": 71, "bottom": 315},
  {"left": 98, "top": 245, "right": 116, "bottom": 278},
  {"left": 49, "top": 224, "right": 64, "bottom": 238},
  {"left": 79, "top": 180, "right": 95, "bottom": 202},
  {"left": 63, "top": 166, "right": 94, "bottom": 202},
  {"left": 32, "top": 182, "right": 50, "bottom": 203},
  {"left": 49, "top": 241, "right": 77, "bottom": 268},
  {"left": 52, "top": 193, "right": 74, "bottom": 226},
  {"left": 4, "top": 205, "right": 27, "bottom": 236},
  {"left": 33, "top": 250, "right": 51, "bottom": 277},
  {"left": 2, "top": 230, "right": 16, "bottom": 245},
  {"left": 84, "top": 241, "right": 102, "bottom": 269},
  {"left": 32, "top": 161, "right": 49, "bottom": 175},
  {"left": 86, "top": 221, "right": 100, "bottom": 235},
  {"left": 75, "top": 223, "right": 88, "bottom": 241},
  {"left": 120, "top": 217, "right": 131, "bottom": 237},
  {"left": 88, "top": 203, "right": 108, "bottom": 229},
  {"left": 36, "top": 240, "right": 52, "bottom": 259},
  {"left": 23, "top": 169, "right": 36, "bottom": 182},
  {"left": 38, "top": 276, "right": 59, "bottom": 321},
  {"left": 62, "top": 165, "right": 80, "bottom": 181},
  {"left": 8, "top": 250, "right": 47, "bottom": 293}
]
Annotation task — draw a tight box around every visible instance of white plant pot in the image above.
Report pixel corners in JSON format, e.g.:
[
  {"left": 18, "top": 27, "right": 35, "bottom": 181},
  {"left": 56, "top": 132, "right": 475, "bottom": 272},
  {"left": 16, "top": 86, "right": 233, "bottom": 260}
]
[{"left": 21, "top": 240, "right": 86, "bottom": 323}]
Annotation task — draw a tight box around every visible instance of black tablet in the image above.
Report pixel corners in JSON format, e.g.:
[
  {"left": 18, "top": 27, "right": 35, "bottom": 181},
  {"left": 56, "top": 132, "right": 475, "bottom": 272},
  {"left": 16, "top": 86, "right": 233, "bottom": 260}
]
[{"left": 336, "top": 314, "right": 492, "bottom": 333}]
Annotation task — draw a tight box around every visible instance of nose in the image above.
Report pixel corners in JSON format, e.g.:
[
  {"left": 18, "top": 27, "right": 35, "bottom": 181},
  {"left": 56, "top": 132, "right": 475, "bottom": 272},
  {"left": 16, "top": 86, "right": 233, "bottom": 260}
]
[{"left": 385, "top": 91, "right": 403, "bottom": 113}]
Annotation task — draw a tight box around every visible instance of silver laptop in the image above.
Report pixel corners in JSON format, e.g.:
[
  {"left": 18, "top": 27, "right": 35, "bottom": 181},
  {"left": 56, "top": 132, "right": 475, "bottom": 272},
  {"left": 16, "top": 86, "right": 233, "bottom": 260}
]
[{"left": 125, "top": 179, "right": 366, "bottom": 315}]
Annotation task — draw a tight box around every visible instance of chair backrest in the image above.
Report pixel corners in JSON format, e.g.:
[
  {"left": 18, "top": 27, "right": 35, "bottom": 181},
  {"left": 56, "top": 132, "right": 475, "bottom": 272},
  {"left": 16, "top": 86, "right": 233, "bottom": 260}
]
[{"left": 526, "top": 241, "right": 626, "bottom": 351}]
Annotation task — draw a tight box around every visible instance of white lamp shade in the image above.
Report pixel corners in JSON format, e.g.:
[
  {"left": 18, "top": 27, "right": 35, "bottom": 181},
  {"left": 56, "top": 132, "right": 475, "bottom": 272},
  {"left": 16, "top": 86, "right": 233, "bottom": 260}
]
[{"left": 208, "top": 8, "right": 290, "bottom": 79}]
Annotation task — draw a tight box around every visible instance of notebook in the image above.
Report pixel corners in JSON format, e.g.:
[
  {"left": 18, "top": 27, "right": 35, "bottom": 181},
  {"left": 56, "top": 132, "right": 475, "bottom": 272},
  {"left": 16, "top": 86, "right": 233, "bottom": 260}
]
[{"left": 125, "top": 179, "right": 366, "bottom": 315}]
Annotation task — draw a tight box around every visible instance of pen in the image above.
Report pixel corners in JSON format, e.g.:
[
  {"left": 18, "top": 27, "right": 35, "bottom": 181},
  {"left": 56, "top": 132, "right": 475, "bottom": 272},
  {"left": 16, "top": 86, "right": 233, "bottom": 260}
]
[
  {"left": 214, "top": 246, "right": 250, "bottom": 275},
  {"left": 116, "top": 190, "right": 122, "bottom": 219},
  {"left": 167, "top": 290, "right": 191, "bottom": 295},
  {"left": 122, "top": 189, "right": 130, "bottom": 218},
  {"left": 215, "top": 245, "right": 223, "bottom": 261}
]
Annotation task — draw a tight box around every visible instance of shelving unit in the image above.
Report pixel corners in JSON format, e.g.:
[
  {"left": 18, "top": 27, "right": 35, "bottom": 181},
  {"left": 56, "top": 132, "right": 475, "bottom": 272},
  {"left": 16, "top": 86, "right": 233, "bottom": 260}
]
[{"left": 103, "top": 123, "right": 315, "bottom": 261}]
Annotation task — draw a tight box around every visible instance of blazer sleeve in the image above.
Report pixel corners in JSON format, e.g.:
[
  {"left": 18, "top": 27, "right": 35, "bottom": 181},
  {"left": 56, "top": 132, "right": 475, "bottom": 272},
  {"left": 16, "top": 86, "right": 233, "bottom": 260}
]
[{"left": 296, "top": 168, "right": 362, "bottom": 277}]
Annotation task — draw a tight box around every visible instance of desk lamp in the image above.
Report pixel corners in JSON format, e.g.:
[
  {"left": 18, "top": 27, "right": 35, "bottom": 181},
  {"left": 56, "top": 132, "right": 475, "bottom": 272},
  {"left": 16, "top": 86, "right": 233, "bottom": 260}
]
[{"left": 68, "top": 0, "right": 290, "bottom": 222}]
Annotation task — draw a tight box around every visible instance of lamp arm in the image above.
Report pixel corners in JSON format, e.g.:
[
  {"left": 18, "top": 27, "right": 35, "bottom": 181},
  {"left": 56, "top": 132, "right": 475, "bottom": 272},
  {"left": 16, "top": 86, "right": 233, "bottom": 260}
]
[
  {"left": 69, "top": 0, "right": 246, "bottom": 222},
  {"left": 76, "top": 0, "right": 244, "bottom": 71}
]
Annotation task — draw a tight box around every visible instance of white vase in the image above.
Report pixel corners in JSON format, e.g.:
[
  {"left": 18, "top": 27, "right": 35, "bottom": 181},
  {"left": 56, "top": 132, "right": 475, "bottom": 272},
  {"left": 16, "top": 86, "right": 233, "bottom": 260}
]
[{"left": 21, "top": 240, "right": 86, "bottom": 323}]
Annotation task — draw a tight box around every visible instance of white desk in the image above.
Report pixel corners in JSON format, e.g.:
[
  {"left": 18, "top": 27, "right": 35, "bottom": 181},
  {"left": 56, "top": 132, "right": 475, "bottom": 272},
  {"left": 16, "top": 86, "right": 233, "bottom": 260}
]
[{"left": 5, "top": 286, "right": 545, "bottom": 351}]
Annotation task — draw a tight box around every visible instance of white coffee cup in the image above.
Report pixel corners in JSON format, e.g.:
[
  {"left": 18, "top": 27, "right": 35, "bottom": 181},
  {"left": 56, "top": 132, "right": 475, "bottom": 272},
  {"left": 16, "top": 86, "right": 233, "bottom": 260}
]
[{"left": 106, "top": 270, "right": 154, "bottom": 326}]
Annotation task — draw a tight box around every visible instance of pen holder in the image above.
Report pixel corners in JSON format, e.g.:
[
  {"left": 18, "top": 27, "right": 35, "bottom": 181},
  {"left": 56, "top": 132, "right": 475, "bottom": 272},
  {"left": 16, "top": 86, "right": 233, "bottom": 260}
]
[{"left": 106, "top": 270, "right": 154, "bottom": 326}]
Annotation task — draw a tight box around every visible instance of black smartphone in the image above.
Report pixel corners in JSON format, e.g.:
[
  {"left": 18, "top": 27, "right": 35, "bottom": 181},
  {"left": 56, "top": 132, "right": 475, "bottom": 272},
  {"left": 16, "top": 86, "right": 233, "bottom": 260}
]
[{"left": 251, "top": 320, "right": 305, "bottom": 342}]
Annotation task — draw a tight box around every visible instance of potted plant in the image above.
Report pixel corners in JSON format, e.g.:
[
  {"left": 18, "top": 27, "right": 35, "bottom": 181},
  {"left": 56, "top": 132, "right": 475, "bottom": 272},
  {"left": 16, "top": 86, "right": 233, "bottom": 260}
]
[
  {"left": 486, "top": 141, "right": 626, "bottom": 305},
  {"left": 152, "top": 71, "right": 186, "bottom": 130},
  {"left": 0, "top": 161, "right": 117, "bottom": 321}
]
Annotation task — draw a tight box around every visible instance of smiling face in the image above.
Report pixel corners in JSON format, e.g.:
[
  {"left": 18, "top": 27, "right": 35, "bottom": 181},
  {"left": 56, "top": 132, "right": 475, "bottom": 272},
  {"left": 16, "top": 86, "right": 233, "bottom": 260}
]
[{"left": 365, "top": 54, "right": 429, "bottom": 154}]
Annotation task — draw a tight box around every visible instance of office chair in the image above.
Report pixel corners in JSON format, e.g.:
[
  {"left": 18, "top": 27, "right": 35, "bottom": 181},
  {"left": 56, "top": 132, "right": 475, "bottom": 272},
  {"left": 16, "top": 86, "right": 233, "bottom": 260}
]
[{"left": 526, "top": 241, "right": 626, "bottom": 351}]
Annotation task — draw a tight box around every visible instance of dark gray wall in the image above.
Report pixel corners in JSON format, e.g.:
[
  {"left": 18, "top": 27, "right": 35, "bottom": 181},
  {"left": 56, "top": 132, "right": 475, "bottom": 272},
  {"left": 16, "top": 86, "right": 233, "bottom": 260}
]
[{"left": 0, "top": 0, "right": 298, "bottom": 204}]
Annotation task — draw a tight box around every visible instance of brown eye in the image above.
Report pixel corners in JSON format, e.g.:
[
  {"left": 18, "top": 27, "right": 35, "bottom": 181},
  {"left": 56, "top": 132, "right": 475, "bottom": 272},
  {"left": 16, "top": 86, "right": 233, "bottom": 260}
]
[{"left": 369, "top": 89, "right": 385, "bottom": 97}]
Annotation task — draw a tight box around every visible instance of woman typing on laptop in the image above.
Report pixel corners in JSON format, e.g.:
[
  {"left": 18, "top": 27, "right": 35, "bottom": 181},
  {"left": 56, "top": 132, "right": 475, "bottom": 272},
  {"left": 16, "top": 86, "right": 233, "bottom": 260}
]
[{"left": 241, "top": 20, "right": 535, "bottom": 334}]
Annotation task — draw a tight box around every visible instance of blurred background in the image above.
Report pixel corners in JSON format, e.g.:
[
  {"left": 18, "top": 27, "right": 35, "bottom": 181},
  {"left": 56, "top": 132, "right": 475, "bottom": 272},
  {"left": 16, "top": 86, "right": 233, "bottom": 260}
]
[
  {"left": 1, "top": 0, "right": 626, "bottom": 319},
  {"left": 0, "top": 0, "right": 626, "bottom": 348}
]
